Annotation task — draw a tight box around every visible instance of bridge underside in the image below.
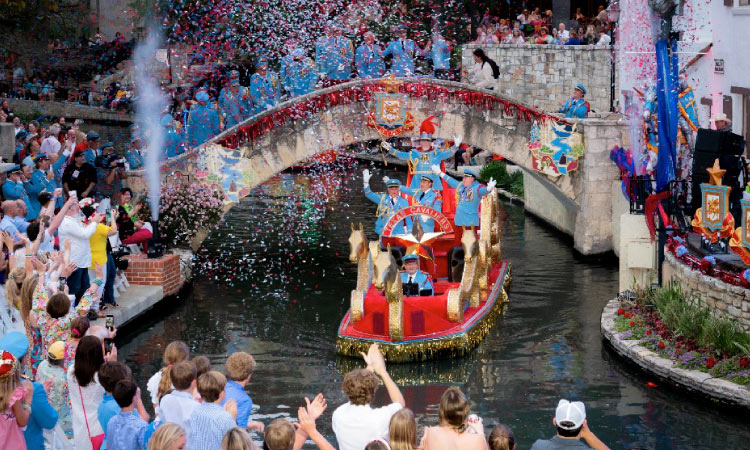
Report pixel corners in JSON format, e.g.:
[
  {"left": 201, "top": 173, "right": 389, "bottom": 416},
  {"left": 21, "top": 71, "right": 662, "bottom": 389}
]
[{"left": 129, "top": 79, "right": 625, "bottom": 255}]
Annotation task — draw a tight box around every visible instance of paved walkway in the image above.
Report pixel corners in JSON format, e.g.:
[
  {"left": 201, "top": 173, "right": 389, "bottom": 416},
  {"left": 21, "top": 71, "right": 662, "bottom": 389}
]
[{"left": 90, "top": 284, "right": 164, "bottom": 329}]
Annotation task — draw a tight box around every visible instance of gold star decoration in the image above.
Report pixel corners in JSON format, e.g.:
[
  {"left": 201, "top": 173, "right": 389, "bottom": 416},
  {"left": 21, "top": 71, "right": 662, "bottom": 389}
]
[{"left": 707, "top": 158, "right": 726, "bottom": 186}]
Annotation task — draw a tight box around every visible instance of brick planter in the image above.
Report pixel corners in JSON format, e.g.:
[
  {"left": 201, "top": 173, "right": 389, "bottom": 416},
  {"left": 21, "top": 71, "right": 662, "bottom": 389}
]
[{"left": 124, "top": 253, "right": 182, "bottom": 296}]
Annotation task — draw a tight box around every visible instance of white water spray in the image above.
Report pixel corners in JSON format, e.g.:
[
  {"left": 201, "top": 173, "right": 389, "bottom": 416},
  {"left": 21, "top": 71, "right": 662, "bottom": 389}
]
[{"left": 133, "top": 30, "right": 167, "bottom": 222}]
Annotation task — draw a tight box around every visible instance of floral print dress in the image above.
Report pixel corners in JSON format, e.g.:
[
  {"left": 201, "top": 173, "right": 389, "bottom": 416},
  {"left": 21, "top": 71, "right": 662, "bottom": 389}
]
[
  {"left": 22, "top": 321, "right": 44, "bottom": 379},
  {"left": 0, "top": 385, "right": 28, "bottom": 449},
  {"left": 32, "top": 279, "right": 100, "bottom": 357}
]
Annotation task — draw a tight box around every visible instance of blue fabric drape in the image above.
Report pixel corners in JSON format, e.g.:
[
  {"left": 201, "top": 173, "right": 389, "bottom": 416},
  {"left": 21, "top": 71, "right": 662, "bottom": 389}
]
[{"left": 655, "top": 39, "right": 679, "bottom": 192}]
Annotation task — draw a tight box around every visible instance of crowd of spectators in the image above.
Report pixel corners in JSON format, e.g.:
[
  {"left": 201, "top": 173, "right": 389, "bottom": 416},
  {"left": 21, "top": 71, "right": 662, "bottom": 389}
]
[
  {"left": 472, "top": 6, "right": 614, "bottom": 47},
  {"left": 0, "top": 321, "right": 612, "bottom": 450},
  {"left": 0, "top": 33, "right": 135, "bottom": 111}
]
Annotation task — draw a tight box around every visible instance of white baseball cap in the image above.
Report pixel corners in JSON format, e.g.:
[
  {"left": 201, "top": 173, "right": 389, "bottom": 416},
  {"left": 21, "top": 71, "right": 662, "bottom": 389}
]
[{"left": 555, "top": 399, "right": 586, "bottom": 430}]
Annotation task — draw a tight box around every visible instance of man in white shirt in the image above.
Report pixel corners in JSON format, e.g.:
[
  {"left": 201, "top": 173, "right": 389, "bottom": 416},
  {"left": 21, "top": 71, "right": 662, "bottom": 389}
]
[
  {"left": 596, "top": 29, "right": 612, "bottom": 47},
  {"left": 40, "top": 124, "right": 62, "bottom": 156},
  {"left": 558, "top": 23, "right": 570, "bottom": 41},
  {"left": 58, "top": 197, "right": 101, "bottom": 304},
  {"left": 332, "top": 344, "right": 405, "bottom": 450}
]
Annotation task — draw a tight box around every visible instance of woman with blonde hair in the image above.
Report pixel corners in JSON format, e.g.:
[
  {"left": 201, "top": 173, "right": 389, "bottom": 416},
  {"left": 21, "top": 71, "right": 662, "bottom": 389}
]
[
  {"left": 488, "top": 424, "right": 516, "bottom": 450},
  {"left": 221, "top": 427, "right": 257, "bottom": 450},
  {"left": 147, "top": 340, "right": 190, "bottom": 407},
  {"left": 147, "top": 423, "right": 186, "bottom": 450},
  {"left": 422, "top": 387, "right": 488, "bottom": 450},
  {"left": 389, "top": 408, "right": 418, "bottom": 450}
]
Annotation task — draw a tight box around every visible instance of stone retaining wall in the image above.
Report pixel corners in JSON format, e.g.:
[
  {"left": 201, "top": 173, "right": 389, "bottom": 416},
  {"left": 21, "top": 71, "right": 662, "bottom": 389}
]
[
  {"left": 663, "top": 252, "right": 750, "bottom": 332},
  {"left": 7, "top": 99, "right": 134, "bottom": 123},
  {"left": 461, "top": 44, "right": 613, "bottom": 113},
  {"left": 601, "top": 297, "right": 750, "bottom": 409}
]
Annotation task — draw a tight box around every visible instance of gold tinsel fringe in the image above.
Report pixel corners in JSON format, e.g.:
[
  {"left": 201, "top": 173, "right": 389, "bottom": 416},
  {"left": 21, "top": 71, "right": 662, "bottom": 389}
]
[{"left": 337, "top": 265, "right": 512, "bottom": 363}]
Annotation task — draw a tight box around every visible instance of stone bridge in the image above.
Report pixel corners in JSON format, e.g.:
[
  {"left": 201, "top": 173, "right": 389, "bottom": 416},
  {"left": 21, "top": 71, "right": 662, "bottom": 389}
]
[{"left": 129, "top": 78, "right": 626, "bottom": 255}]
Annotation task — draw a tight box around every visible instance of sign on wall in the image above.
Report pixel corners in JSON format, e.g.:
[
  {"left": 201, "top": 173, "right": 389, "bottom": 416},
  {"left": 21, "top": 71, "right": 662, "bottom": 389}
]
[{"left": 527, "top": 120, "right": 585, "bottom": 177}]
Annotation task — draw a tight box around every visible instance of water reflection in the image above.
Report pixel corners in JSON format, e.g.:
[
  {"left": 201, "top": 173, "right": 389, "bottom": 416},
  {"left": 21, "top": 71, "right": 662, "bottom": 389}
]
[{"left": 116, "top": 164, "right": 750, "bottom": 449}]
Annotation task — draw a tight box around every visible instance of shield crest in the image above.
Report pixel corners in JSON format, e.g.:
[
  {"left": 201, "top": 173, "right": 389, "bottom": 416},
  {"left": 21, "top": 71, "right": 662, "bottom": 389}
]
[{"left": 375, "top": 92, "right": 406, "bottom": 126}]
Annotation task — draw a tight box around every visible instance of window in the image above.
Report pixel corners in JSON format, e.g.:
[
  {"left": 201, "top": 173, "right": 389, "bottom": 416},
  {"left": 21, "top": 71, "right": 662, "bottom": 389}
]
[{"left": 741, "top": 0, "right": 750, "bottom": 6}]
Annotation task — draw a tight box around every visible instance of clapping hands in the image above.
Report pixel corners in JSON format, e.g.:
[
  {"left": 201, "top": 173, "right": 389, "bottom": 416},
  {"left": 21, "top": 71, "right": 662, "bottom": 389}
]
[{"left": 360, "top": 343, "right": 387, "bottom": 377}]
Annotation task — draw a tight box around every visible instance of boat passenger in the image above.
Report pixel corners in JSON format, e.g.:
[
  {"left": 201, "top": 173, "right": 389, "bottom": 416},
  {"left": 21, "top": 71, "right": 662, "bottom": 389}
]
[
  {"left": 431, "top": 166, "right": 496, "bottom": 228},
  {"left": 400, "top": 254, "right": 433, "bottom": 297},
  {"left": 383, "top": 174, "right": 442, "bottom": 233},
  {"left": 363, "top": 169, "right": 412, "bottom": 237}
]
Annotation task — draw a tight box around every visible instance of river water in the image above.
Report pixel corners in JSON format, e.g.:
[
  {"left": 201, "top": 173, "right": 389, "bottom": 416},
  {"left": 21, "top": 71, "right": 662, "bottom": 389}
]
[{"left": 115, "top": 162, "right": 750, "bottom": 449}]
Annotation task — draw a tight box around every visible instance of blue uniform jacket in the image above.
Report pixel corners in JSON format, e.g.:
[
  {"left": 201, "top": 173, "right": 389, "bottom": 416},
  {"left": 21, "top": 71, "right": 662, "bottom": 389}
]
[
  {"left": 388, "top": 146, "right": 455, "bottom": 190},
  {"left": 428, "top": 40, "right": 451, "bottom": 71},
  {"left": 355, "top": 44, "right": 385, "bottom": 78},
  {"left": 443, "top": 175, "right": 489, "bottom": 227},
  {"left": 24, "top": 380, "right": 59, "bottom": 450},
  {"left": 364, "top": 186, "right": 412, "bottom": 235},
  {"left": 400, "top": 270, "right": 433, "bottom": 296},
  {"left": 26, "top": 169, "right": 55, "bottom": 219},
  {"left": 284, "top": 58, "right": 317, "bottom": 98},
  {"left": 164, "top": 127, "right": 188, "bottom": 159},
  {"left": 125, "top": 148, "right": 144, "bottom": 170},
  {"left": 316, "top": 36, "right": 354, "bottom": 81},
  {"left": 384, "top": 39, "right": 419, "bottom": 76},
  {"left": 187, "top": 103, "right": 222, "bottom": 148},
  {"left": 219, "top": 86, "right": 246, "bottom": 128},
  {"left": 559, "top": 98, "right": 588, "bottom": 118},
  {"left": 279, "top": 54, "right": 294, "bottom": 93},
  {"left": 399, "top": 186, "right": 442, "bottom": 232},
  {"left": 250, "top": 72, "right": 280, "bottom": 115},
  {"left": 3, "top": 180, "right": 33, "bottom": 220},
  {"left": 83, "top": 148, "right": 97, "bottom": 166}
]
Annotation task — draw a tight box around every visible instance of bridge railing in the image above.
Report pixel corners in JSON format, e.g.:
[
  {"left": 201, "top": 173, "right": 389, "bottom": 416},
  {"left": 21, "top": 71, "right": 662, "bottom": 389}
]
[{"left": 128, "top": 77, "right": 571, "bottom": 181}]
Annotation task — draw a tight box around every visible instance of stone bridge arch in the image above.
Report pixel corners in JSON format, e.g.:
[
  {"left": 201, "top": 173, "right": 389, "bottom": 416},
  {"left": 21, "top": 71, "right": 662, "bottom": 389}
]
[{"left": 130, "top": 78, "right": 625, "bottom": 255}]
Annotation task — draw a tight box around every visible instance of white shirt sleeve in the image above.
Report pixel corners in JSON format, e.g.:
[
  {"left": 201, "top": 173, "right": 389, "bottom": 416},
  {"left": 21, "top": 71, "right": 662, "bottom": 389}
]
[{"left": 475, "top": 62, "right": 495, "bottom": 89}]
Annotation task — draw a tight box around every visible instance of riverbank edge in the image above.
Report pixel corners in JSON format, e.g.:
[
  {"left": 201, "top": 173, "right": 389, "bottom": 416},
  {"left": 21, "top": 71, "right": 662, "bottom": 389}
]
[{"left": 600, "top": 296, "right": 750, "bottom": 409}]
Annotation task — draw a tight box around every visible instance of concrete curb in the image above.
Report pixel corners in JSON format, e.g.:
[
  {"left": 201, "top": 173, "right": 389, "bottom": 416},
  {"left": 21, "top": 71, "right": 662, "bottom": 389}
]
[{"left": 600, "top": 297, "right": 750, "bottom": 409}]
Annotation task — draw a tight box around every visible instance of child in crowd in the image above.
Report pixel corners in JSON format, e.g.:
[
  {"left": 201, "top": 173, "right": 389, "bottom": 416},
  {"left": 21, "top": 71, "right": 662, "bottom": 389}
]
[
  {"left": 222, "top": 351, "right": 263, "bottom": 430},
  {"left": 147, "top": 340, "right": 190, "bottom": 408},
  {"left": 221, "top": 427, "right": 256, "bottom": 450},
  {"left": 0, "top": 350, "right": 34, "bottom": 449},
  {"left": 106, "top": 379, "right": 149, "bottom": 450},
  {"left": 98, "top": 361, "right": 149, "bottom": 447},
  {"left": 63, "top": 316, "right": 89, "bottom": 371},
  {"left": 364, "top": 440, "right": 390, "bottom": 450},
  {"left": 192, "top": 355, "right": 211, "bottom": 377},
  {"left": 421, "top": 387, "right": 487, "bottom": 450},
  {"left": 158, "top": 360, "right": 199, "bottom": 431},
  {"left": 146, "top": 423, "right": 186, "bottom": 450},
  {"left": 488, "top": 424, "right": 516, "bottom": 450},
  {"left": 390, "top": 408, "right": 418, "bottom": 450},
  {"left": 263, "top": 402, "right": 334, "bottom": 450},
  {"left": 187, "top": 371, "right": 237, "bottom": 450},
  {"left": 35, "top": 340, "right": 71, "bottom": 435}
]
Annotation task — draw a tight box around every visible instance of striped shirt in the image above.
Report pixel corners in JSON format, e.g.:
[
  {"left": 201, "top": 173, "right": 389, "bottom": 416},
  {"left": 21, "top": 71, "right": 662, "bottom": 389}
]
[{"left": 186, "top": 403, "right": 235, "bottom": 450}]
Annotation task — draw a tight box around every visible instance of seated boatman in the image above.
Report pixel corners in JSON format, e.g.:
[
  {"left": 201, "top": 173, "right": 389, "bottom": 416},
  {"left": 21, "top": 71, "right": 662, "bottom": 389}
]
[
  {"left": 401, "top": 253, "right": 433, "bottom": 297},
  {"left": 431, "top": 165, "right": 496, "bottom": 229},
  {"left": 363, "top": 169, "right": 412, "bottom": 238},
  {"left": 383, "top": 174, "right": 441, "bottom": 233}
]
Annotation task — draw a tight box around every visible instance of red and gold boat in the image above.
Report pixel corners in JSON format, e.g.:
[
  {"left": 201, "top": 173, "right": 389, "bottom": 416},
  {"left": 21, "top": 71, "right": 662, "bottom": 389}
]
[{"left": 337, "top": 179, "right": 511, "bottom": 362}]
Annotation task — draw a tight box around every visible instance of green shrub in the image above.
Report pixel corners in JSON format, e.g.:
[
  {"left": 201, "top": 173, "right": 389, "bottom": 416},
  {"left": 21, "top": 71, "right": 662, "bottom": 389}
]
[
  {"left": 479, "top": 160, "right": 524, "bottom": 197},
  {"left": 646, "top": 283, "right": 750, "bottom": 357}
]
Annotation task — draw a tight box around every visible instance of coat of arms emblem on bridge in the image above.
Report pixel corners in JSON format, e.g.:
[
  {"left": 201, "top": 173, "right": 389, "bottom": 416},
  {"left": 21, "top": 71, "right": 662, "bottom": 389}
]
[
  {"left": 527, "top": 119, "right": 585, "bottom": 177},
  {"left": 366, "top": 76, "right": 415, "bottom": 137}
]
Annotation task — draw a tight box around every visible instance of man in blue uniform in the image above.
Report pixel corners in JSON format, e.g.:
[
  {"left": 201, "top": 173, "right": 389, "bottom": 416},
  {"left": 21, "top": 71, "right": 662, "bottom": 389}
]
[
  {"left": 219, "top": 70, "right": 247, "bottom": 128},
  {"left": 279, "top": 38, "right": 299, "bottom": 98},
  {"left": 187, "top": 90, "right": 222, "bottom": 148},
  {"left": 362, "top": 169, "right": 412, "bottom": 237},
  {"left": 316, "top": 23, "right": 353, "bottom": 85},
  {"left": 559, "top": 83, "right": 588, "bottom": 118},
  {"left": 162, "top": 114, "right": 188, "bottom": 159},
  {"left": 3, "top": 165, "right": 33, "bottom": 220},
  {"left": 125, "top": 136, "right": 144, "bottom": 170},
  {"left": 82, "top": 132, "right": 100, "bottom": 166},
  {"left": 384, "top": 174, "right": 442, "bottom": 232},
  {"left": 250, "top": 57, "right": 280, "bottom": 115},
  {"left": 282, "top": 48, "right": 317, "bottom": 98},
  {"left": 355, "top": 32, "right": 385, "bottom": 78},
  {"left": 431, "top": 166, "right": 496, "bottom": 228},
  {"left": 383, "top": 25, "right": 424, "bottom": 76},
  {"left": 26, "top": 154, "right": 55, "bottom": 220},
  {"left": 424, "top": 32, "right": 452, "bottom": 79},
  {"left": 383, "top": 116, "right": 459, "bottom": 191},
  {"left": 400, "top": 253, "right": 433, "bottom": 296}
]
